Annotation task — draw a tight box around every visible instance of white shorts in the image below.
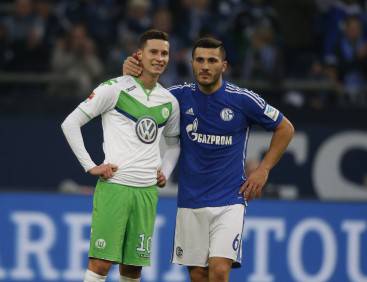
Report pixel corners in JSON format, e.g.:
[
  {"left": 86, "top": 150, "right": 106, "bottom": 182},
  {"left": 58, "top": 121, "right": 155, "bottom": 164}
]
[{"left": 172, "top": 204, "right": 245, "bottom": 267}]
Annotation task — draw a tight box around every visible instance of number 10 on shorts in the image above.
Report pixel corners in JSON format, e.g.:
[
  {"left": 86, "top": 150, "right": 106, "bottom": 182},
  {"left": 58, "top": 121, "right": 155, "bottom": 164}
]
[{"left": 136, "top": 233, "right": 152, "bottom": 254}]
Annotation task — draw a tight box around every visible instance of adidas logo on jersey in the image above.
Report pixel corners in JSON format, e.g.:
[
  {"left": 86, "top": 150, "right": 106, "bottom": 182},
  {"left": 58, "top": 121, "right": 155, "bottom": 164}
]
[{"left": 185, "top": 108, "right": 195, "bottom": 116}]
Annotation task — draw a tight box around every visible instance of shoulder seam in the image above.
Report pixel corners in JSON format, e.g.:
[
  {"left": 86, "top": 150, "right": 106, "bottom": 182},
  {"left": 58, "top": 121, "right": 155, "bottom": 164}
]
[
  {"left": 225, "top": 84, "right": 266, "bottom": 108},
  {"left": 168, "top": 83, "right": 194, "bottom": 91}
]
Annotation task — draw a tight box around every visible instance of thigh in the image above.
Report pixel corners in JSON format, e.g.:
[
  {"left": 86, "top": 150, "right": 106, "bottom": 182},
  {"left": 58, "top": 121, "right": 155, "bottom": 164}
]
[
  {"left": 119, "top": 264, "right": 142, "bottom": 279},
  {"left": 188, "top": 266, "right": 209, "bottom": 282},
  {"left": 89, "top": 181, "right": 133, "bottom": 263},
  {"left": 208, "top": 257, "right": 232, "bottom": 282},
  {"left": 209, "top": 204, "right": 245, "bottom": 266},
  {"left": 88, "top": 257, "right": 113, "bottom": 276},
  {"left": 122, "top": 186, "right": 158, "bottom": 266},
  {"left": 172, "top": 208, "right": 210, "bottom": 267}
]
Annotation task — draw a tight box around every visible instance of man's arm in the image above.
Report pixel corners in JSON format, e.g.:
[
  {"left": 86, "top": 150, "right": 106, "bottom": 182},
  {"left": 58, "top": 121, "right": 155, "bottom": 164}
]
[
  {"left": 239, "top": 117, "right": 294, "bottom": 200},
  {"left": 157, "top": 136, "right": 181, "bottom": 188},
  {"left": 61, "top": 108, "right": 117, "bottom": 179}
]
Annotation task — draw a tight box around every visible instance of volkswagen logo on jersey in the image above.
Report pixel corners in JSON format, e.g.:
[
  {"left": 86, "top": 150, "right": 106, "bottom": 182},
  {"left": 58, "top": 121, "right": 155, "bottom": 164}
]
[
  {"left": 135, "top": 116, "right": 158, "bottom": 144},
  {"left": 220, "top": 108, "right": 234, "bottom": 121},
  {"left": 186, "top": 118, "right": 232, "bottom": 145}
]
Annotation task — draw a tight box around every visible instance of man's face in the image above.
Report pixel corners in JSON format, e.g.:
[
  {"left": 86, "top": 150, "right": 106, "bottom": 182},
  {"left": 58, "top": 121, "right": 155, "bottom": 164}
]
[
  {"left": 345, "top": 18, "right": 361, "bottom": 41},
  {"left": 192, "top": 47, "right": 227, "bottom": 87},
  {"left": 138, "top": 39, "right": 169, "bottom": 76}
]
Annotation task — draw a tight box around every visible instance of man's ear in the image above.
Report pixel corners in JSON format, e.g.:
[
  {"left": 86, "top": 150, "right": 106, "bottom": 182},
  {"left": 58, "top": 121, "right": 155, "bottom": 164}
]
[
  {"left": 136, "top": 49, "right": 143, "bottom": 61},
  {"left": 222, "top": 60, "right": 228, "bottom": 73}
]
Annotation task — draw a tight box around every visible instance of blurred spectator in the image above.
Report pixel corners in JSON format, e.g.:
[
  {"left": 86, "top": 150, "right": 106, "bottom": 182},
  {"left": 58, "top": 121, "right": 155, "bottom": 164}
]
[
  {"left": 83, "top": 0, "right": 120, "bottom": 56},
  {"left": 56, "top": 0, "right": 120, "bottom": 56},
  {"left": 243, "top": 25, "right": 284, "bottom": 83},
  {"left": 273, "top": 0, "right": 319, "bottom": 77},
  {"left": 107, "top": 0, "right": 150, "bottom": 76},
  {"left": 9, "top": 24, "right": 49, "bottom": 72},
  {"left": 106, "top": 31, "right": 137, "bottom": 77},
  {"left": 118, "top": 0, "right": 151, "bottom": 40},
  {"left": 322, "top": 0, "right": 363, "bottom": 57},
  {"left": 3, "top": 0, "right": 36, "bottom": 42},
  {"left": 325, "top": 15, "right": 367, "bottom": 104},
  {"left": 219, "top": 0, "right": 279, "bottom": 75},
  {"left": 172, "top": 0, "right": 214, "bottom": 45},
  {"left": 1, "top": 0, "right": 51, "bottom": 72},
  {"left": 51, "top": 24, "right": 103, "bottom": 98},
  {"left": 152, "top": 7, "right": 189, "bottom": 85},
  {"left": 307, "top": 60, "right": 336, "bottom": 109},
  {"left": 229, "top": 0, "right": 278, "bottom": 37},
  {"left": 33, "top": 0, "right": 64, "bottom": 49}
]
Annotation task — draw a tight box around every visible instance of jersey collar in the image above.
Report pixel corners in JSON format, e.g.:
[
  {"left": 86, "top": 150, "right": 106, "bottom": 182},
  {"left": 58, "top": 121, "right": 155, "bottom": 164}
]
[{"left": 195, "top": 80, "right": 227, "bottom": 96}]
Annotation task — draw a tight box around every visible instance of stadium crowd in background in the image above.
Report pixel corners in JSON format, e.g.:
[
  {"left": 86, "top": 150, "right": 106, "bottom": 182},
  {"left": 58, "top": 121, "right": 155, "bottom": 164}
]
[{"left": 1, "top": 0, "right": 367, "bottom": 108}]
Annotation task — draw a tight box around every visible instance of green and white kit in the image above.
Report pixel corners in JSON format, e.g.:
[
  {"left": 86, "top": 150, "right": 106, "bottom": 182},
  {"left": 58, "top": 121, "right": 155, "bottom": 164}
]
[{"left": 76, "top": 75, "right": 180, "bottom": 265}]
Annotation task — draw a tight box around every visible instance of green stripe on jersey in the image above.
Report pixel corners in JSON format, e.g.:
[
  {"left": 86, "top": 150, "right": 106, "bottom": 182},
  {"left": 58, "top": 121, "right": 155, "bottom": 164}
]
[
  {"left": 116, "top": 91, "right": 172, "bottom": 125},
  {"left": 77, "top": 106, "right": 92, "bottom": 119}
]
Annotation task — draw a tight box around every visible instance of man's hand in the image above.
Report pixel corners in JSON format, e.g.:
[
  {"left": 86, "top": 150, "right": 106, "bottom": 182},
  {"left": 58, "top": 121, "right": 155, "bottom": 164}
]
[
  {"left": 122, "top": 54, "right": 143, "bottom": 77},
  {"left": 157, "top": 169, "right": 167, "bottom": 188},
  {"left": 239, "top": 166, "right": 269, "bottom": 201},
  {"left": 88, "top": 163, "right": 118, "bottom": 180}
]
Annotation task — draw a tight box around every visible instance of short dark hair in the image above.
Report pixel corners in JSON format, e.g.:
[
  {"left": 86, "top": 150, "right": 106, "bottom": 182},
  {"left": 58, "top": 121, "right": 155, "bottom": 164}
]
[
  {"left": 192, "top": 37, "right": 226, "bottom": 59},
  {"left": 139, "top": 29, "right": 169, "bottom": 48}
]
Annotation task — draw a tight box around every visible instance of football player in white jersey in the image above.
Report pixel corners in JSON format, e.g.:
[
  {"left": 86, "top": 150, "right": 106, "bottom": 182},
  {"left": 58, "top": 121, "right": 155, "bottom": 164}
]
[{"left": 61, "top": 30, "right": 180, "bottom": 282}]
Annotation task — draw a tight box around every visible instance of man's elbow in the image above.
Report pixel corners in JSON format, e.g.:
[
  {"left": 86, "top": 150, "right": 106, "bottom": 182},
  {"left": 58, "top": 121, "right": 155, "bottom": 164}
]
[
  {"left": 286, "top": 119, "right": 295, "bottom": 137},
  {"left": 278, "top": 117, "right": 295, "bottom": 139},
  {"left": 61, "top": 116, "right": 72, "bottom": 135},
  {"left": 61, "top": 118, "right": 68, "bottom": 132}
]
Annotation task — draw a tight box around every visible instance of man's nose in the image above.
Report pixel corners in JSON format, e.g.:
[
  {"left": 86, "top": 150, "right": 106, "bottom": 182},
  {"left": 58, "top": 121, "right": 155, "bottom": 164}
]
[{"left": 156, "top": 53, "right": 165, "bottom": 61}]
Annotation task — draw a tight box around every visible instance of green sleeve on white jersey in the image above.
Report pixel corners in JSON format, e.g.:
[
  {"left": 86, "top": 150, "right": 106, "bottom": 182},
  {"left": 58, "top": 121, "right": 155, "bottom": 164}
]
[
  {"left": 78, "top": 80, "right": 120, "bottom": 119},
  {"left": 163, "top": 96, "right": 180, "bottom": 137}
]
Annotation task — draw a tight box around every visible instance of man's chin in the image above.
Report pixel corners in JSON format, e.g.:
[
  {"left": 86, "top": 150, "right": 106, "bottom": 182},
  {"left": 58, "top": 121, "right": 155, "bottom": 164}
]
[
  {"left": 152, "top": 68, "right": 166, "bottom": 75},
  {"left": 150, "top": 70, "right": 164, "bottom": 76},
  {"left": 197, "top": 78, "right": 213, "bottom": 86}
]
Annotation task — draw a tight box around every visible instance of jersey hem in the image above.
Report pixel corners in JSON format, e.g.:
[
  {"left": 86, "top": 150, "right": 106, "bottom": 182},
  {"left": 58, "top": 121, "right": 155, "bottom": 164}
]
[{"left": 98, "top": 179, "right": 157, "bottom": 189}]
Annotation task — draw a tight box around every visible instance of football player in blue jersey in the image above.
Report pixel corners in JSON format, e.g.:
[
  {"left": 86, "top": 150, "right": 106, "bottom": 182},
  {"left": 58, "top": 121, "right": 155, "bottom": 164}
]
[{"left": 123, "top": 37, "right": 294, "bottom": 282}]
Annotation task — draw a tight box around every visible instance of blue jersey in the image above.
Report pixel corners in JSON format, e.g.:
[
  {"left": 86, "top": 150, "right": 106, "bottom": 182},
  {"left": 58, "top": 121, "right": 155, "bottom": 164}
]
[{"left": 168, "top": 81, "right": 283, "bottom": 208}]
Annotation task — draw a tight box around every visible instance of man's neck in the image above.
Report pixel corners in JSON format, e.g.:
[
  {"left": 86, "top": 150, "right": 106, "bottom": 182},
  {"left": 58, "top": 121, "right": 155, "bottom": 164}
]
[
  {"left": 138, "top": 71, "right": 158, "bottom": 90},
  {"left": 198, "top": 77, "right": 223, "bottom": 95}
]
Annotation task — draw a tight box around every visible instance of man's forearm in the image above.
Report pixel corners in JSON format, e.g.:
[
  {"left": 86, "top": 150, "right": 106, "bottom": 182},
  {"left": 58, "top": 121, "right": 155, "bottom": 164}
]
[
  {"left": 260, "top": 117, "right": 294, "bottom": 171},
  {"left": 161, "top": 136, "right": 180, "bottom": 179}
]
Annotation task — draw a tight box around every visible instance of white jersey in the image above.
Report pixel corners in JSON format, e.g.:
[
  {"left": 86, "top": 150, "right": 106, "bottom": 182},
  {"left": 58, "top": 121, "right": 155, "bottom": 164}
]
[{"left": 78, "top": 75, "right": 180, "bottom": 187}]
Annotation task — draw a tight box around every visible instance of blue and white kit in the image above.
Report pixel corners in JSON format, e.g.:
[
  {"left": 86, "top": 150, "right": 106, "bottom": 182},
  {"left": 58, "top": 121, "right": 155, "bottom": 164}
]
[{"left": 169, "top": 81, "right": 283, "bottom": 267}]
